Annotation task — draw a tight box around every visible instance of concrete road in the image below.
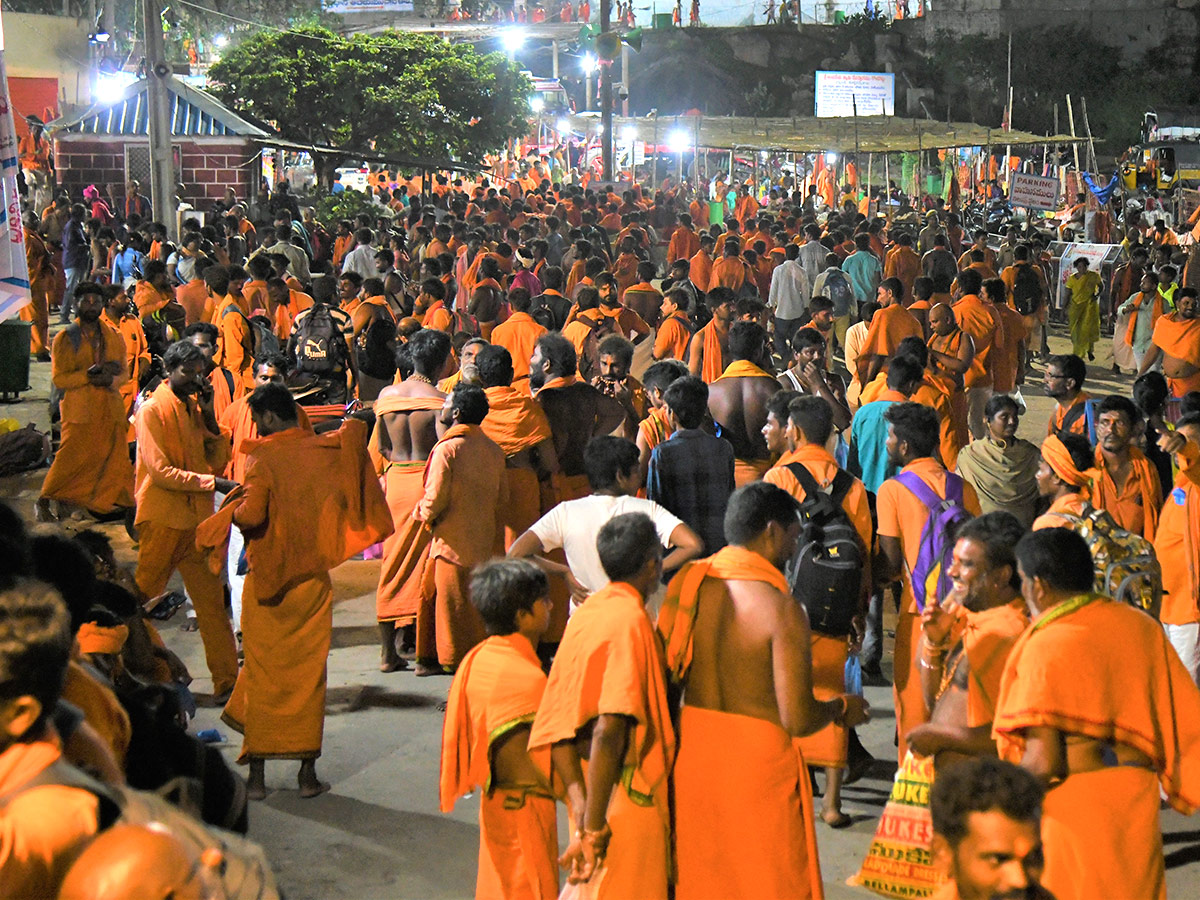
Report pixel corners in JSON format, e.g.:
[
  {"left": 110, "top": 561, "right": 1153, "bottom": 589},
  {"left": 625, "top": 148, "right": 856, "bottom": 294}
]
[{"left": 2, "top": 320, "right": 1198, "bottom": 899}]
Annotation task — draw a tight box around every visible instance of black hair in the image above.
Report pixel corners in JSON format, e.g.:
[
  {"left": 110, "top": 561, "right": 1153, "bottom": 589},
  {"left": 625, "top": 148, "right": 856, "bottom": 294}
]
[
  {"left": 642, "top": 359, "right": 689, "bottom": 394},
  {"left": 246, "top": 382, "right": 298, "bottom": 423},
  {"left": 724, "top": 483, "right": 800, "bottom": 546},
  {"left": 253, "top": 351, "right": 290, "bottom": 375},
  {"left": 663, "top": 376, "right": 708, "bottom": 429},
  {"left": 184, "top": 321, "right": 218, "bottom": 342},
  {"left": 596, "top": 513, "right": 661, "bottom": 582},
  {"left": 787, "top": 395, "right": 834, "bottom": 446},
  {"left": 984, "top": 393, "right": 1020, "bottom": 420},
  {"left": 1014, "top": 528, "right": 1095, "bottom": 594},
  {"left": 598, "top": 334, "right": 635, "bottom": 369},
  {"left": 886, "top": 356, "right": 925, "bottom": 391},
  {"left": 1132, "top": 372, "right": 1169, "bottom": 418},
  {"left": 1047, "top": 354, "right": 1086, "bottom": 391},
  {"left": 728, "top": 321, "right": 767, "bottom": 362},
  {"left": 450, "top": 382, "right": 489, "bottom": 425},
  {"left": 535, "top": 332, "right": 578, "bottom": 379},
  {"left": 884, "top": 401, "right": 940, "bottom": 458},
  {"left": 791, "top": 327, "right": 826, "bottom": 355},
  {"left": 765, "top": 390, "right": 801, "bottom": 427},
  {"left": 474, "top": 344, "right": 514, "bottom": 388},
  {"left": 956, "top": 511, "right": 1027, "bottom": 591},
  {"left": 930, "top": 757, "right": 1043, "bottom": 849},
  {"left": 0, "top": 579, "right": 73, "bottom": 719},
  {"left": 584, "top": 436, "right": 639, "bottom": 491},
  {"left": 407, "top": 328, "right": 452, "bottom": 378},
  {"left": 1096, "top": 395, "right": 1141, "bottom": 428},
  {"left": 163, "top": 339, "right": 205, "bottom": 370},
  {"left": 470, "top": 559, "right": 549, "bottom": 636}
]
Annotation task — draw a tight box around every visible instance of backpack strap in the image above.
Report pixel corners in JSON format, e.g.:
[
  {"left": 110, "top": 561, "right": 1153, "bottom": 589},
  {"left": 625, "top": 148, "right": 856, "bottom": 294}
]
[
  {"left": 220, "top": 368, "right": 235, "bottom": 397},
  {"left": 828, "top": 469, "right": 854, "bottom": 508},
  {"left": 785, "top": 462, "right": 823, "bottom": 503},
  {"left": 895, "top": 469, "right": 941, "bottom": 510},
  {"left": 1059, "top": 401, "right": 1088, "bottom": 437}
]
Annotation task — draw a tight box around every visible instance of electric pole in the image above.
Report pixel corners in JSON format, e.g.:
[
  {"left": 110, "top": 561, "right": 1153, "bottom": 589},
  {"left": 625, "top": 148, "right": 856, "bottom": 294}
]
[
  {"left": 599, "top": 0, "right": 614, "bottom": 181},
  {"left": 143, "top": 0, "right": 175, "bottom": 238}
]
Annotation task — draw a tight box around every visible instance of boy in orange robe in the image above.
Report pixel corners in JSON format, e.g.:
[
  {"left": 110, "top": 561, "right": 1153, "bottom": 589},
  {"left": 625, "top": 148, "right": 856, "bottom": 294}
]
[
  {"left": 528, "top": 513, "right": 676, "bottom": 900},
  {"left": 689, "top": 237, "right": 714, "bottom": 292},
  {"left": 206, "top": 386, "right": 391, "bottom": 799},
  {"left": 652, "top": 289, "right": 692, "bottom": 362},
  {"left": 37, "top": 284, "right": 134, "bottom": 522},
  {"left": 657, "top": 484, "right": 868, "bottom": 898},
  {"left": 440, "top": 560, "right": 558, "bottom": 900},
  {"left": 1140, "top": 287, "right": 1200, "bottom": 396},
  {"left": 687, "top": 289, "right": 735, "bottom": 383},
  {"left": 101, "top": 287, "right": 150, "bottom": 428},
  {"left": 477, "top": 345, "right": 559, "bottom": 549},
  {"left": 993, "top": 527, "right": 1200, "bottom": 900},
  {"left": 490, "top": 289, "right": 548, "bottom": 383}
]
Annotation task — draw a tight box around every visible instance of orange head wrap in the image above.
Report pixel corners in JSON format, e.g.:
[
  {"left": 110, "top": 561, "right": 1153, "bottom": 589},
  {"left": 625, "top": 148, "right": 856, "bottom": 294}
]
[
  {"left": 1041, "top": 434, "right": 1093, "bottom": 492},
  {"left": 76, "top": 622, "right": 129, "bottom": 657}
]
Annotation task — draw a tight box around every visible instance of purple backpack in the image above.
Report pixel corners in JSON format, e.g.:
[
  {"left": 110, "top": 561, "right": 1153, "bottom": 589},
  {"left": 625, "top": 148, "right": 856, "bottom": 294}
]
[{"left": 895, "top": 470, "right": 972, "bottom": 612}]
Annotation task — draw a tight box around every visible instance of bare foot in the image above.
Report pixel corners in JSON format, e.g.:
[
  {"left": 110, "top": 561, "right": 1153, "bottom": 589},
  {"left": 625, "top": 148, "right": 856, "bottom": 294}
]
[
  {"left": 379, "top": 658, "right": 410, "bottom": 673},
  {"left": 34, "top": 498, "right": 56, "bottom": 523},
  {"left": 246, "top": 781, "right": 268, "bottom": 801},
  {"left": 298, "top": 761, "right": 329, "bottom": 798},
  {"left": 247, "top": 761, "right": 267, "bottom": 800},
  {"left": 299, "top": 779, "right": 331, "bottom": 799},
  {"left": 414, "top": 661, "right": 447, "bottom": 677},
  {"left": 821, "top": 808, "right": 852, "bottom": 829}
]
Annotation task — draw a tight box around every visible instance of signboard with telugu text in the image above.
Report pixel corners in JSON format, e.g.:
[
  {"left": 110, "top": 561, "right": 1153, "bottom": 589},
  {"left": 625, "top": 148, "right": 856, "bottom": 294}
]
[
  {"left": 1010, "top": 173, "right": 1060, "bottom": 211},
  {"left": 814, "top": 71, "right": 894, "bottom": 118}
]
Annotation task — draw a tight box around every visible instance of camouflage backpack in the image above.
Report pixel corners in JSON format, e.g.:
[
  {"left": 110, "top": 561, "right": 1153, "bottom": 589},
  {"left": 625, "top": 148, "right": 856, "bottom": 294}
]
[{"left": 1060, "top": 505, "right": 1162, "bottom": 618}]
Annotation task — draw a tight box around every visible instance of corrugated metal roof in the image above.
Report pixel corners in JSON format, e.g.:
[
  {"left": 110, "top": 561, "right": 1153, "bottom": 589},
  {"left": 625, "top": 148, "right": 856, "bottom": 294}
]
[{"left": 49, "top": 77, "right": 270, "bottom": 138}]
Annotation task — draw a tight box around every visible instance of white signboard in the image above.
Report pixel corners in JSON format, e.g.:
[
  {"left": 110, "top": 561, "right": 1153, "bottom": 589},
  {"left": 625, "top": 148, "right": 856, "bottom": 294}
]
[
  {"left": 1010, "top": 173, "right": 1060, "bottom": 211},
  {"left": 323, "top": 0, "right": 412, "bottom": 12},
  {"left": 1056, "top": 243, "right": 1112, "bottom": 310},
  {"left": 814, "top": 71, "right": 895, "bottom": 118},
  {"left": 0, "top": 39, "right": 30, "bottom": 324}
]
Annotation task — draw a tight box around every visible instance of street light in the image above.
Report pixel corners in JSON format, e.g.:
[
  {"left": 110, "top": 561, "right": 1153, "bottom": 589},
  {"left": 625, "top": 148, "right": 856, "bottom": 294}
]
[
  {"left": 530, "top": 96, "right": 545, "bottom": 113},
  {"left": 557, "top": 118, "right": 572, "bottom": 135},
  {"left": 667, "top": 129, "right": 691, "bottom": 154},
  {"left": 581, "top": 54, "right": 598, "bottom": 74},
  {"left": 501, "top": 29, "right": 525, "bottom": 54},
  {"left": 621, "top": 124, "right": 637, "bottom": 144},
  {"left": 825, "top": 151, "right": 839, "bottom": 165}
]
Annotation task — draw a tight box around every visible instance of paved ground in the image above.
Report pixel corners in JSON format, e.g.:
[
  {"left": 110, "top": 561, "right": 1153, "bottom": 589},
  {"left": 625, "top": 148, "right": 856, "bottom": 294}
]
[{"left": 3, "top": 320, "right": 1198, "bottom": 899}]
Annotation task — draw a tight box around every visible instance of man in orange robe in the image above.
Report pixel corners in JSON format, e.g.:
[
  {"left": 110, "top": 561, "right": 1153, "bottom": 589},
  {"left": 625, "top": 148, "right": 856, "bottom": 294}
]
[
  {"left": 207, "top": 385, "right": 390, "bottom": 799},
  {"left": 175, "top": 259, "right": 212, "bottom": 326},
  {"left": 927, "top": 304, "right": 974, "bottom": 452},
  {"left": 1090, "top": 395, "right": 1161, "bottom": 540},
  {"left": 907, "top": 514, "right": 1029, "bottom": 776},
  {"left": 687, "top": 287, "right": 735, "bottom": 383},
  {"left": 1043, "top": 353, "right": 1091, "bottom": 438},
  {"left": 20, "top": 210, "right": 52, "bottom": 358},
  {"left": 1032, "top": 433, "right": 1093, "bottom": 530},
  {"left": 477, "top": 345, "right": 559, "bottom": 550},
  {"left": 266, "top": 277, "right": 313, "bottom": 342},
  {"left": 951, "top": 269, "right": 1002, "bottom": 440},
  {"left": 101, "top": 286, "right": 150, "bottom": 429},
  {"left": 763, "top": 397, "right": 872, "bottom": 827},
  {"left": 0, "top": 580, "right": 101, "bottom": 898},
  {"left": 859, "top": 279, "right": 922, "bottom": 386},
  {"left": 688, "top": 236, "right": 714, "bottom": 292},
  {"left": 37, "top": 284, "right": 134, "bottom": 522},
  {"left": 667, "top": 213, "right": 701, "bottom": 264},
  {"left": 1140, "top": 286, "right": 1200, "bottom": 397},
  {"left": 657, "top": 484, "right": 867, "bottom": 898},
  {"left": 418, "top": 279, "right": 454, "bottom": 333},
  {"left": 134, "top": 339, "right": 238, "bottom": 700},
  {"left": 876, "top": 402, "right": 981, "bottom": 765},
  {"left": 652, "top": 288, "right": 692, "bottom": 363},
  {"left": 208, "top": 265, "right": 255, "bottom": 394},
  {"left": 415, "top": 384, "right": 507, "bottom": 670},
  {"left": 185, "top": 322, "right": 236, "bottom": 422},
  {"left": 440, "top": 560, "right": 557, "bottom": 900},
  {"left": 1156, "top": 417, "right": 1200, "bottom": 685},
  {"left": 490, "top": 288, "right": 547, "bottom": 384},
  {"left": 374, "top": 330, "right": 452, "bottom": 673},
  {"left": 709, "top": 239, "right": 748, "bottom": 292},
  {"left": 993, "top": 528, "right": 1200, "bottom": 900},
  {"left": 529, "top": 513, "right": 675, "bottom": 900},
  {"left": 884, "top": 232, "right": 922, "bottom": 303}
]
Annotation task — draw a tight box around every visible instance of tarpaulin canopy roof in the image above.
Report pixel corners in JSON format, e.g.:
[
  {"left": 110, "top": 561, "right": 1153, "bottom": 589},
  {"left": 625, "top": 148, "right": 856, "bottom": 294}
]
[{"left": 568, "top": 114, "right": 1085, "bottom": 153}]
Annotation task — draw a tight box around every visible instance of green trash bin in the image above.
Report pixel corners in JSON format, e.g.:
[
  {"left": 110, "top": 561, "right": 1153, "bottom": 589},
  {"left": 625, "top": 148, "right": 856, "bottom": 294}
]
[
  {"left": 653, "top": 12, "right": 673, "bottom": 28},
  {"left": 0, "top": 319, "right": 31, "bottom": 400},
  {"left": 708, "top": 199, "right": 725, "bottom": 226}
]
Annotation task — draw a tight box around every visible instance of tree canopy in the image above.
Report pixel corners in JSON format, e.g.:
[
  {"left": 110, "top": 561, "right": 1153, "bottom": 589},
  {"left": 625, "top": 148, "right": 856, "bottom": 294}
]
[{"left": 208, "top": 26, "right": 532, "bottom": 181}]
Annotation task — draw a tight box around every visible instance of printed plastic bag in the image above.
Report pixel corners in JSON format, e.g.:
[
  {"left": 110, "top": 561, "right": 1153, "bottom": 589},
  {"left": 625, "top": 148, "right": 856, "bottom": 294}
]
[{"left": 848, "top": 751, "right": 944, "bottom": 898}]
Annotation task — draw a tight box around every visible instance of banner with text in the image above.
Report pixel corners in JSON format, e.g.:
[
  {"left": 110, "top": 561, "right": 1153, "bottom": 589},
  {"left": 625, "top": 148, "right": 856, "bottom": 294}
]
[
  {"left": 0, "top": 39, "right": 30, "bottom": 325},
  {"left": 1009, "top": 172, "right": 1060, "bottom": 211},
  {"left": 814, "top": 71, "right": 895, "bottom": 118},
  {"left": 323, "top": 0, "right": 413, "bottom": 12}
]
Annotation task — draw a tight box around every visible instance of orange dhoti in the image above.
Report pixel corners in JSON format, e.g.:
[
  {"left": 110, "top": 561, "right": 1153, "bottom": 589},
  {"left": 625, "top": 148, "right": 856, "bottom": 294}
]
[
  {"left": 477, "top": 790, "right": 559, "bottom": 900},
  {"left": 222, "top": 572, "right": 333, "bottom": 761},
  {"left": 421, "top": 556, "right": 486, "bottom": 668},
  {"left": 376, "top": 461, "right": 431, "bottom": 625},
  {"left": 41, "top": 416, "right": 134, "bottom": 514},
  {"left": 893, "top": 609, "right": 928, "bottom": 767},
  {"left": 1040, "top": 766, "right": 1164, "bottom": 900},
  {"left": 503, "top": 466, "right": 543, "bottom": 550},
  {"left": 797, "top": 633, "right": 849, "bottom": 769},
  {"left": 734, "top": 457, "right": 772, "bottom": 487},
  {"left": 18, "top": 279, "right": 49, "bottom": 355},
  {"left": 674, "top": 705, "right": 824, "bottom": 900}
]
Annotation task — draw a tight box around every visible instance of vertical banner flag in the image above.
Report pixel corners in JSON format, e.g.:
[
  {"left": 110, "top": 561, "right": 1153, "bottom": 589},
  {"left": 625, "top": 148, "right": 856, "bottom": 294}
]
[{"left": 0, "top": 14, "right": 30, "bottom": 324}]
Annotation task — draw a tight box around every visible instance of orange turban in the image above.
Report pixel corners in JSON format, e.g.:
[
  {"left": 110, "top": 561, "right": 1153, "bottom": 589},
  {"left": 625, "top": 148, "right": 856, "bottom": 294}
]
[
  {"left": 76, "top": 622, "right": 129, "bottom": 657},
  {"left": 1041, "top": 434, "right": 1093, "bottom": 491}
]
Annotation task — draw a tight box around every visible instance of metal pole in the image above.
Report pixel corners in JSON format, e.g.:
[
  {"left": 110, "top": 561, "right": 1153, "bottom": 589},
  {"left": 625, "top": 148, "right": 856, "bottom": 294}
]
[
  {"left": 599, "top": 0, "right": 614, "bottom": 181},
  {"left": 1066, "top": 94, "right": 1081, "bottom": 177},
  {"left": 552, "top": 40, "right": 559, "bottom": 78},
  {"left": 144, "top": 0, "right": 176, "bottom": 238},
  {"left": 621, "top": 43, "right": 630, "bottom": 117},
  {"left": 651, "top": 113, "right": 658, "bottom": 188}
]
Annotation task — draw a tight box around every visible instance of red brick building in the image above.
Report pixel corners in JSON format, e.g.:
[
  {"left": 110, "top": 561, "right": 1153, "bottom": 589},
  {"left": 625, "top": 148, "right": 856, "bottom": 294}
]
[{"left": 46, "top": 76, "right": 270, "bottom": 218}]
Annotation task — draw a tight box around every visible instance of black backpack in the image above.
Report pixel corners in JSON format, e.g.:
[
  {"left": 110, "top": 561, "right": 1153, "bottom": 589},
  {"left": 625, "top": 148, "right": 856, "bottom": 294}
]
[
  {"left": 358, "top": 308, "right": 397, "bottom": 381},
  {"left": 783, "top": 463, "right": 863, "bottom": 637},
  {"left": 578, "top": 314, "right": 619, "bottom": 381},
  {"left": 1011, "top": 263, "right": 1043, "bottom": 316},
  {"left": 292, "top": 304, "right": 348, "bottom": 378}
]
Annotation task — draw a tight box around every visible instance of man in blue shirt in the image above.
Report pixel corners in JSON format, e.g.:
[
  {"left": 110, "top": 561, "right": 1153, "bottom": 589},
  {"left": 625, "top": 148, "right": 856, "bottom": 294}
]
[
  {"left": 849, "top": 355, "right": 922, "bottom": 495},
  {"left": 842, "top": 233, "right": 882, "bottom": 311},
  {"left": 61, "top": 203, "right": 90, "bottom": 324},
  {"left": 648, "top": 375, "right": 736, "bottom": 555}
]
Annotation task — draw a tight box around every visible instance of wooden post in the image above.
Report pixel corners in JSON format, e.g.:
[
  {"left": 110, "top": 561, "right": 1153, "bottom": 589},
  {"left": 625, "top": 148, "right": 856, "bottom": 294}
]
[
  {"left": 1080, "top": 95, "right": 1097, "bottom": 175},
  {"left": 1066, "top": 94, "right": 1081, "bottom": 176}
]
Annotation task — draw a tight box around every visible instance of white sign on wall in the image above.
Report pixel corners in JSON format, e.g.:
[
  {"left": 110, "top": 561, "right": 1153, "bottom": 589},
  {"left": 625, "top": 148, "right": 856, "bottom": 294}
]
[
  {"left": 814, "top": 71, "right": 895, "bottom": 118},
  {"left": 1010, "top": 173, "right": 1060, "bottom": 211},
  {"left": 323, "top": 0, "right": 413, "bottom": 12}
]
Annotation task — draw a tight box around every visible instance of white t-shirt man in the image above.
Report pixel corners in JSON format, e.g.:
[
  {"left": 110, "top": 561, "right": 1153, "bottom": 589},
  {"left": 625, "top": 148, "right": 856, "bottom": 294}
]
[{"left": 529, "top": 494, "right": 684, "bottom": 599}]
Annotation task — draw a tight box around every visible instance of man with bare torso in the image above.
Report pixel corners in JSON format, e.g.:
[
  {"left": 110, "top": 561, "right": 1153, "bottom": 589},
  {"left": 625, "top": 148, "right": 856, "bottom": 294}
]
[
  {"left": 658, "top": 483, "right": 869, "bottom": 899},
  {"left": 529, "top": 332, "right": 626, "bottom": 503},
  {"left": 706, "top": 321, "right": 780, "bottom": 485},
  {"left": 374, "top": 329, "right": 452, "bottom": 671},
  {"left": 687, "top": 286, "right": 736, "bottom": 383}
]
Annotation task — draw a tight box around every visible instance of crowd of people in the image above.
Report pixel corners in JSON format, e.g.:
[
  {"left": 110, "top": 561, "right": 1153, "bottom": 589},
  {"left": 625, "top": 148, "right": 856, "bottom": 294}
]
[{"left": 6, "top": 161, "right": 1200, "bottom": 900}]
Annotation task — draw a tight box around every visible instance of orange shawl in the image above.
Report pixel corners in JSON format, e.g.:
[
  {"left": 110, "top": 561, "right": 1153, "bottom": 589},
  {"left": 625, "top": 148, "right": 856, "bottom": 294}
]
[
  {"left": 960, "top": 599, "right": 1029, "bottom": 728},
  {"left": 1092, "top": 447, "right": 1160, "bottom": 540},
  {"left": 716, "top": 359, "right": 775, "bottom": 381},
  {"left": 440, "top": 633, "right": 550, "bottom": 810},
  {"left": 699, "top": 321, "right": 725, "bottom": 384},
  {"left": 658, "top": 546, "right": 789, "bottom": 683},
  {"left": 993, "top": 596, "right": 1200, "bottom": 813},
  {"left": 481, "top": 385, "right": 553, "bottom": 455},
  {"left": 528, "top": 581, "right": 676, "bottom": 806}
]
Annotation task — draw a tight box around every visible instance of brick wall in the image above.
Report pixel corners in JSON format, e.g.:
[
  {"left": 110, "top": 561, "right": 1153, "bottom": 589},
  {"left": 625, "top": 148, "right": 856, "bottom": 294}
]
[{"left": 53, "top": 137, "right": 259, "bottom": 211}]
